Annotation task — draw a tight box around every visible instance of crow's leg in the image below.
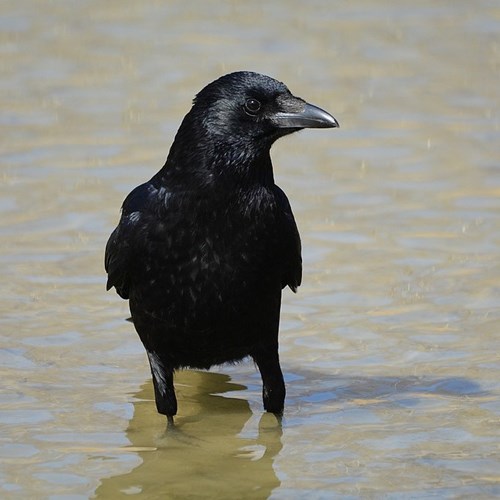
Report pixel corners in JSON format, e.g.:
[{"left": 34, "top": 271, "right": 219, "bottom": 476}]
[
  {"left": 252, "top": 345, "right": 285, "bottom": 415},
  {"left": 146, "top": 351, "right": 177, "bottom": 419}
]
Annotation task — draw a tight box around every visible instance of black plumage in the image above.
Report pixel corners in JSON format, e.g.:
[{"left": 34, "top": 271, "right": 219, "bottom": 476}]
[{"left": 105, "top": 71, "right": 338, "bottom": 420}]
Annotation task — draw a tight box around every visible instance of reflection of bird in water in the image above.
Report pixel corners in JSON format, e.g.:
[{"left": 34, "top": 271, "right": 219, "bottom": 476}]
[{"left": 95, "top": 371, "right": 283, "bottom": 498}]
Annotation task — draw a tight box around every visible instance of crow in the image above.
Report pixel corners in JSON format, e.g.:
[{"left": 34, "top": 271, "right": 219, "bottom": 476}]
[{"left": 105, "top": 71, "right": 338, "bottom": 421}]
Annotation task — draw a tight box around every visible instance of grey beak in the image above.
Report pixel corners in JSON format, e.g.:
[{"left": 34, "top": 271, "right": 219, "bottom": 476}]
[{"left": 272, "top": 102, "right": 339, "bottom": 129}]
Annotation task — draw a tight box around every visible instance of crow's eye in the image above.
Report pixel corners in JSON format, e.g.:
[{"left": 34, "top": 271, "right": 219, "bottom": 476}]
[{"left": 244, "top": 98, "right": 261, "bottom": 115}]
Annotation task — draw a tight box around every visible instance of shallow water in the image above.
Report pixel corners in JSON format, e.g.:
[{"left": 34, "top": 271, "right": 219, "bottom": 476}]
[{"left": 1, "top": 0, "right": 499, "bottom": 498}]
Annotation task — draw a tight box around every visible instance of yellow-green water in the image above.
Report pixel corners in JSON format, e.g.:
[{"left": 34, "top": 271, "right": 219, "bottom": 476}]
[{"left": 1, "top": 1, "right": 499, "bottom": 498}]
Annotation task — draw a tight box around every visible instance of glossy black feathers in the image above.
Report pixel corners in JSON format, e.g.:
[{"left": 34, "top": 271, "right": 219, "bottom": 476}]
[{"left": 105, "top": 72, "right": 338, "bottom": 418}]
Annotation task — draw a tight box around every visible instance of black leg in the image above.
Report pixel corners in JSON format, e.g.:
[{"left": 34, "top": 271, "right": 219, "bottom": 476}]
[
  {"left": 146, "top": 351, "right": 177, "bottom": 418},
  {"left": 252, "top": 345, "right": 286, "bottom": 415}
]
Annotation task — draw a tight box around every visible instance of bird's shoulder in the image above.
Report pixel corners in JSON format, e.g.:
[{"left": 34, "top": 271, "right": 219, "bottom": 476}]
[
  {"left": 270, "top": 184, "right": 302, "bottom": 292},
  {"left": 271, "top": 184, "right": 294, "bottom": 216},
  {"left": 104, "top": 179, "right": 172, "bottom": 298}
]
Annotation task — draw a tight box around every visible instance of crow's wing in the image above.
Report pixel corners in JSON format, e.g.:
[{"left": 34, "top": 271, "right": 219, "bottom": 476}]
[
  {"left": 273, "top": 185, "right": 302, "bottom": 292},
  {"left": 105, "top": 181, "right": 158, "bottom": 299},
  {"left": 105, "top": 221, "right": 134, "bottom": 299}
]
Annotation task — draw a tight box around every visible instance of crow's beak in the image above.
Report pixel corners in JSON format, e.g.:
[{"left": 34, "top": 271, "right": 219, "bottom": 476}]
[{"left": 272, "top": 101, "right": 339, "bottom": 129}]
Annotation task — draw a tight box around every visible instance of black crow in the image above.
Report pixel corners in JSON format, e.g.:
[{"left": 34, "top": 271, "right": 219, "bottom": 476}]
[{"left": 105, "top": 71, "right": 338, "bottom": 421}]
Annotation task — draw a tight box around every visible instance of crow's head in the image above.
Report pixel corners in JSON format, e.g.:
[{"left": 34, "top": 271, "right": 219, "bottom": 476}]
[
  {"left": 164, "top": 72, "right": 338, "bottom": 184},
  {"left": 189, "top": 71, "right": 338, "bottom": 146}
]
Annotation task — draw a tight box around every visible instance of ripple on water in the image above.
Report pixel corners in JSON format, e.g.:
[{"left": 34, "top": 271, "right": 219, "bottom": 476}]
[{"left": 0, "top": 410, "right": 53, "bottom": 425}]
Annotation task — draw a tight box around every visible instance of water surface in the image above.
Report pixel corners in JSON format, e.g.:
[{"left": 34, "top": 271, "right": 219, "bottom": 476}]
[{"left": 1, "top": 0, "right": 499, "bottom": 498}]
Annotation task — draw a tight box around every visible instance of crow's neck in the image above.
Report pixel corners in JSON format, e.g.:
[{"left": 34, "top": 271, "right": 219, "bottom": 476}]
[{"left": 157, "top": 127, "right": 275, "bottom": 191}]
